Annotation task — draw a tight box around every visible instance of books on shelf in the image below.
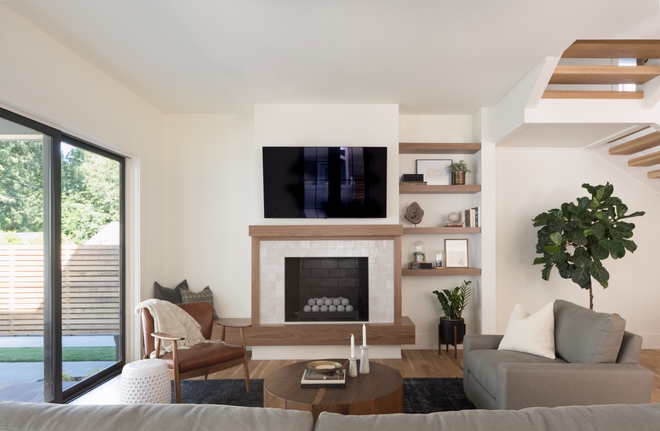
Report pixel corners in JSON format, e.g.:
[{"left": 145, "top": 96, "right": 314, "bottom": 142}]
[
  {"left": 461, "top": 207, "right": 481, "bottom": 228},
  {"left": 300, "top": 368, "right": 346, "bottom": 388},
  {"left": 444, "top": 221, "right": 464, "bottom": 227}
]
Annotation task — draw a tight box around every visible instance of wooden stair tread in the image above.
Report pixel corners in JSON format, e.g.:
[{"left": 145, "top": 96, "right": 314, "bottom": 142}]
[
  {"left": 629, "top": 151, "right": 660, "bottom": 167},
  {"left": 610, "top": 131, "right": 660, "bottom": 155},
  {"left": 543, "top": 90, "right": 643, "bottom": 99},
  {"left": 561, "top": 40, "right": 660, "bottom": 59},
  {"left": 549, "top": 65, "right": 660, "bottom": 85},
  {"left": 648, "top": 169, "right": 660, "bottom": 179}
]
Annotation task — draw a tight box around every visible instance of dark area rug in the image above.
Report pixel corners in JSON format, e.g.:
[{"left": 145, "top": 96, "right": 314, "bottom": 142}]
[
  {"left": 173, "top": 378, "right": 475, "bottom": 413},
  {"left": 403, "top": 378, "right": 475, "bottom": 413}
]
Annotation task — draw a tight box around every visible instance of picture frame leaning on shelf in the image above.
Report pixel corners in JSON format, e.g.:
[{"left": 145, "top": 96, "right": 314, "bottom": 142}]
[
  {"left": 416, "top": 159, "right": 452, "bottom": 185},
  {"left": 445, "top": 238, "right": 469, "bottom": 267}
]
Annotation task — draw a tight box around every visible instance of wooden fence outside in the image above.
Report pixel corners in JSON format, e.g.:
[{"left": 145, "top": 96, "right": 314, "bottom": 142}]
[{"left": 0, "top": 245, "right": 120, "bottom": 336}]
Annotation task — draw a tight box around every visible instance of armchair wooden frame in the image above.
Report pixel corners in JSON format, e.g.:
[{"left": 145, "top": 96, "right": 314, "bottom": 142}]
[{"left": 140, "top": 301, "right": 251, "bottom": 403}]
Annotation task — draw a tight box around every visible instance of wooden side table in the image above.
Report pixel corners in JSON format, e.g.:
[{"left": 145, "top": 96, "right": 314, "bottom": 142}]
[
  {"left": 216, "top": 318, "right": 252, "bottom": 391},
  {"left": 264, "top": 361, "right": 403, "bottom": 421}
]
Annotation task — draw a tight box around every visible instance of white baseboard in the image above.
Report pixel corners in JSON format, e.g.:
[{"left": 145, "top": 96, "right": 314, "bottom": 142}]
[{"left": 251, "top": 345, "right": 401, "bottom": 360}]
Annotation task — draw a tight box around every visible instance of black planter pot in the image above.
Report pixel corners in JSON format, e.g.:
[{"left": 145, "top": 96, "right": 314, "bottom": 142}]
[{"left": 439, "top": 317, "right": 465, "bottom": 344}]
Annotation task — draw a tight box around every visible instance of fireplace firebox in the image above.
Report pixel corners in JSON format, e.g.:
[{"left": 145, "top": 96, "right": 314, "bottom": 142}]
[{"left": 284, "top": 257, "right": 369, "bottom": 322}]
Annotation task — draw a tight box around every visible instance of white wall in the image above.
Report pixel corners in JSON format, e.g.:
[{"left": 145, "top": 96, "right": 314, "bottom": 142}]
[
  {"left": 254, "top": 104, "right": 400, "bottom": 225},
  {"left": 0, "top": 4, "right": 165, "bottom": 360},
  {"left": 497, "top": 148, "right": 660, "bottom": 348},
  {"left": 162, "top": 114, "right": 254, "bottom": 318}
]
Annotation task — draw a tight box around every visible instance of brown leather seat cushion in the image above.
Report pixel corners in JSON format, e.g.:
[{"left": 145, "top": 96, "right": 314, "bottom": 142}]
[{"left": 160, "top": 342, "right": 245, "bottom": 373}]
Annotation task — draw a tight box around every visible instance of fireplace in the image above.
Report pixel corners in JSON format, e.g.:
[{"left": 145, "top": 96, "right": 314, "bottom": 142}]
[{"left": 284, "top": 257, "right": 369, "bottom": 322}]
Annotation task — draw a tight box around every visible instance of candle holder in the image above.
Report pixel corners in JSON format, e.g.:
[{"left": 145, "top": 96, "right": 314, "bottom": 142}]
[
  {"left": 348, "top": 357, "right": 358, "bottom": 377},
  {"left": 359, "top": 345, "right": 370, "bottom": 374}
]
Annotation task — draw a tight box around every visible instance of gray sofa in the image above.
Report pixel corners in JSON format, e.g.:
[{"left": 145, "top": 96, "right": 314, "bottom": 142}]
[
  {"left": 463, "top": 299, "right": 655, "bottom": 410},
  {"left": 2, "top": 401, "right": 660, "bottom": 431}
]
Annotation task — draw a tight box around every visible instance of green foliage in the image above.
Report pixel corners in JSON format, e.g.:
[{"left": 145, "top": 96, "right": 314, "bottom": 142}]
[
  {"left": 532, "top": 183, "right": 644, "bottom": 307},
  {"left": 0, "top": 140, "right": 44, "bottom": 233},
  {"left": 433, "top": 280, "right": 472, "bottom": 320},
  {"left": 0, "top": 346, "right": 116, "bottom": 362},
  {"left": 0, "top": 140, "right": 120, "bottom": 245},
  {"left": 448, "top": 160, "right": 471, "bottom": 173}
]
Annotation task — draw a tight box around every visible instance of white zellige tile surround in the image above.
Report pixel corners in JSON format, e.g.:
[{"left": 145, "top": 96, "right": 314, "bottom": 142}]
[{"left": 259, "top": 240, "right": 394, "bottom": 324}]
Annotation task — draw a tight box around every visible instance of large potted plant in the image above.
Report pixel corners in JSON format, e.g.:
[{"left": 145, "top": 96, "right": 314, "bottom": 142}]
[
  {"left": 448, "top": 160, "right": 471, "bottom": 185},
  {"left": 433, "top": 280, "right": 471, "bottom": 345},
  {"left": 532, "top": 183, "right": 644, "bottom": 309}
]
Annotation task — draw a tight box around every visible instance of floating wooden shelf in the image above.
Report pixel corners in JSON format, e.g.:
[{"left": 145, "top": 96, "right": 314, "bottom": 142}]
[
  {"left": 402, "top": 227, "right": 481, "bottom": 235},
  {"left": 399, "top": 143, "right": 481, "bottom": 154},
  {"left": 400, "top": 184, "right": 481, "bottom": 194},
  {"left": 402, "top": 268, "right": 482, "bottom": 277}
]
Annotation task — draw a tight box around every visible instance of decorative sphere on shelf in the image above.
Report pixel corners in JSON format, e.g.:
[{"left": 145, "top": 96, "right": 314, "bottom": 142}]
[
  {"left": 316, "top": 298, "right": 324, "bottom": 306},
  {"left": 345, "top": 305, "right": 354, "bottom": 312},
  {"left": 448, "top": 212, "right": 460, "bottom": 222},
  {"left": 320, "top": 305, "right": 328, "bottom": 312},
  {"left": 329, "top": 305, "right": 337, "bottom": 312},
  {"left": 303, "top": 305, "right": 312, "bottom": 312},
  {"left": 332, "top": 298, "right": 341, "bottom": 306},
  {"left": 324, "top": 298, "right": 333, "bottom": 306},
  {"left": 337, "top": 305, "right": 345, "bottom": 312},
  {"left": 341, "top": 298, "right": 350, "bottom": 306},
  {"left": 307, "top": 298, "right": 316, "bottom": 306},
  {"left": 312, "top": 305, "right": 320, "bottom": 312}
]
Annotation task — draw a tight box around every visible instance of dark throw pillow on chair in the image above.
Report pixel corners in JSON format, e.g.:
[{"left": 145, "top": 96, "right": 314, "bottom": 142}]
[{"left": 153, "top": 279, "right": 189, "bottom": 304}]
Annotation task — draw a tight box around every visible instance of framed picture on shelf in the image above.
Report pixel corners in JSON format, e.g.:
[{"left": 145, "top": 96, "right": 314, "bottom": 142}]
[
  {"left": 445, "top": 238, "right": 469, "bottom": 268},
  {"left": 416, "top": 159, "right": 452, "bottom": 185}
]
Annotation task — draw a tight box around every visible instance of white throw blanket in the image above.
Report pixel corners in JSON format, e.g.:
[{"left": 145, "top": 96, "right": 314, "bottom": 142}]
[{"left": 136, "top": 299, "right": 209, "bottom": 357}]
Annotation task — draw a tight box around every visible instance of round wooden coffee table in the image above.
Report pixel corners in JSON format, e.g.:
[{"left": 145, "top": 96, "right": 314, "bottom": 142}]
[{"left": 263, "top": 361, "right": 403, "bottom": 421}]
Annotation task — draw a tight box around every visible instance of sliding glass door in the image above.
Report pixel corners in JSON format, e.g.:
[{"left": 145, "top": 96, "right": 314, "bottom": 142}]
[{"left": 0, "top": 108, "right": 125, "bottom": 403}]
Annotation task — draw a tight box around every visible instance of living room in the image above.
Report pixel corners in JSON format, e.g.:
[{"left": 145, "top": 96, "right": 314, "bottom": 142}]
[{"left": 1, "top": 0, "right": 660, "bottom": 418}]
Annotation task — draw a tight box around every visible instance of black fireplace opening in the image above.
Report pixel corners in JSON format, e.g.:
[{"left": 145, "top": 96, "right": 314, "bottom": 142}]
[{"left": 284, "top": 257, "right": 369, "bottom": 322}]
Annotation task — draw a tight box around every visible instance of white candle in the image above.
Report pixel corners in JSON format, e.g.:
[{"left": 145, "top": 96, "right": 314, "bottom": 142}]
[
  {"left": 351, "top": 334, "right": 355, "bottom": 358},
  {"left": 362, "top": 323, "right": 367, "bottom": 347}
]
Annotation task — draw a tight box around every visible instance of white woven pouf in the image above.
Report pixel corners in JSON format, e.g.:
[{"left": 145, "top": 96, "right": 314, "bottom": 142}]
[{"left": 119, "top": 359, "right": 171, "bottom": 404}]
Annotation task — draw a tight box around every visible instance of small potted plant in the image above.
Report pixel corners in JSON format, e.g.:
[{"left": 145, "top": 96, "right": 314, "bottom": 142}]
[
  {"left": 448, "top": 160, "right": 471, "bottom": 185},
  {"left": 433, "top": 280, "right": 471, "bottom": 345}
]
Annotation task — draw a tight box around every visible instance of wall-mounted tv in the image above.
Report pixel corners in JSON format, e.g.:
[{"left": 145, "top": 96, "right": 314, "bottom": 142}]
[{"left": 263, "top": 146, "right": 387, "bottom": 218}]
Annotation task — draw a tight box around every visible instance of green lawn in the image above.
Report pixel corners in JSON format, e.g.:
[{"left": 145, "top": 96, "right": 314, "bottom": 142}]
[{"left": 0, "top": 346, "right": 116, "bottom": 362}]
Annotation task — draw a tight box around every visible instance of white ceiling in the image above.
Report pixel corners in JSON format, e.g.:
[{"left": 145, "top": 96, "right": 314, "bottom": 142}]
[{"left": 4, "top": 0, "right": 660, "bottom": 115}]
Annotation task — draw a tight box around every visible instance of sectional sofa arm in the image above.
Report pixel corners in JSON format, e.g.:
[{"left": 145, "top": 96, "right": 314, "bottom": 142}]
[
  {"left": 463, "top": 335, "right": 503, "bottom": 358},
  {"left": 496, "top": 362, "right": 654, "bottom": 410}
]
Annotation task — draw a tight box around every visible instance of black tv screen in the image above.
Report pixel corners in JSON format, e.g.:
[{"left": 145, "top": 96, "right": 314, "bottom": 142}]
[{"left": 263, "top": 146, "right": 387, "bottom": 218}]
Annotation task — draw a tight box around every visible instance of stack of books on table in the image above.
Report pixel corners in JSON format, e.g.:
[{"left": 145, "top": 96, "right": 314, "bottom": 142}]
[{"left": 300, "top": 368, "right": 346, "bottom": 388}]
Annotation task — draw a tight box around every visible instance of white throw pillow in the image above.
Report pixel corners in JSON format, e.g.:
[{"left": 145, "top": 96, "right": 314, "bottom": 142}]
[{"left": 498, "top": 301, "right": 556, "bottom": 359}]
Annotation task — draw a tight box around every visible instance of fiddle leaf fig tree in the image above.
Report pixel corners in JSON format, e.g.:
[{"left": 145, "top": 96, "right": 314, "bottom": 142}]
[{"left": 532, "top": 183, "right": 644, "bottom": 309}]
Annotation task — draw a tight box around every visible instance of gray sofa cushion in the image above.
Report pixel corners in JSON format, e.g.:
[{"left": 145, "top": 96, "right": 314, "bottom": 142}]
[
  {"left": 314, "top": 403, "right": 660, "bottom": 431},
  {"left": 554, "top": 300, "right": 626, "bottom": 363},
  {"left": 0, "top": 401, "right": 314, "bottom": 431},
  {"left": 465, "top": 349, "right": 566, "bottom": 398}
]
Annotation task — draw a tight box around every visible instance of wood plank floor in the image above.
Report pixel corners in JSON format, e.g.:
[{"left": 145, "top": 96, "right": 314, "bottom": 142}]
[{"left": 210, "top": 349, "right": 660, "bottom": 403}]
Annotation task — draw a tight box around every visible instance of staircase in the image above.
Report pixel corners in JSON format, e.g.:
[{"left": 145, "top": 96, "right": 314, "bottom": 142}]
[
  {"left": 543, "top": 40, "right": 660, "bottom": 100},
  {"left": 606, "top": 127, "right": 660, "bottom": 180}
]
